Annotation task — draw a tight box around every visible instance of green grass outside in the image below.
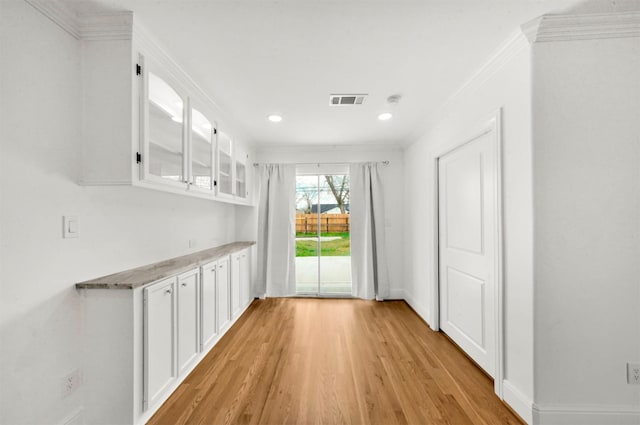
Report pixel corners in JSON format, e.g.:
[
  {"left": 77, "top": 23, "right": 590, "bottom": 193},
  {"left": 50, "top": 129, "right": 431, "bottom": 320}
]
[{"left": 296, "top": 232, "right": 351, "bottom": 257}]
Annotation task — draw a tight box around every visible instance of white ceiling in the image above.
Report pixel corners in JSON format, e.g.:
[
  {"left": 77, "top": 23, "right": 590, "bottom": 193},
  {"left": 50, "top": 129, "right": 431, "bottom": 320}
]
[{"left": 67, "top": 0, "right": 601, "bottom": 148}]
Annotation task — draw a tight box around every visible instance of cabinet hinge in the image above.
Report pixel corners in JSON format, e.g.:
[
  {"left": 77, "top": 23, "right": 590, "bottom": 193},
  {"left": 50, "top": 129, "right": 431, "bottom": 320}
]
[
  {"left": 136, "top": 64, "right": 142, "bottom": 76},
  {"left": 136, "top": 152, "right": 142, "bottom": 164}
]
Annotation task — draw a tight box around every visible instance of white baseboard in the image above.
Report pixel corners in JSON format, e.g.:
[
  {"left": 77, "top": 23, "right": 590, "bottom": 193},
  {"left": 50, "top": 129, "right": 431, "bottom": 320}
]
[
  {"left": 388, "top": 288, "right": 405, "bottom": 300},
  {"left": 503, "top": 380, "right": 533, "bottom": 424},
  {"left": 533, "top": 403, "right": 640, "bottom": 425},
  {"left": 401, "top": 290, "right": 434, "bottom": 329}
]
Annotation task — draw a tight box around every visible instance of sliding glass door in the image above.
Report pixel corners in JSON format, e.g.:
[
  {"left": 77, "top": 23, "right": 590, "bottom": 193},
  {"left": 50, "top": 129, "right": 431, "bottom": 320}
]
[{"left": 295, "top": 174, "right": 351, "bottom": 296}]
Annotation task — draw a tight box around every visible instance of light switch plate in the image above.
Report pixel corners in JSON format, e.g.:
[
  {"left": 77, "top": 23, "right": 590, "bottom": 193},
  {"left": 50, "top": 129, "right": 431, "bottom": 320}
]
[{"left": 63, "top": 216, "right": 79, "bottom": 238}]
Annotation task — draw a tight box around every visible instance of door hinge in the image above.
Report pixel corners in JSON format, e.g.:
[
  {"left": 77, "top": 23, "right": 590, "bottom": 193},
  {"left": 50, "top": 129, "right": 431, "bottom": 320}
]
[
  {"left": 213, "top": 128, "right": 217, "bottom": 135},
  {"left": 136, "top": 152, "right": 142, "bottom": 164},
  {"left": 213, "top": 180, "right": 217, "bottom": 187},
  {"left": 136, "top": 64, "right": 141, "bottom": 76}
]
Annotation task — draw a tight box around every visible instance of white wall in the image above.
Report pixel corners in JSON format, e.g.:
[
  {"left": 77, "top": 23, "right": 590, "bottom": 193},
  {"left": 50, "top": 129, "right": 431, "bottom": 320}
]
[
  {"left": 402, "top": 33, "right": 535, "bottom": 421},
  {"left": 532, "top": 36, "right": 640, "bottom": 420},
  {"left": 256, "top": 146, "right": 405, "bottom": 298},
  {"left": 0, "top": 2, "right": 238, "bottom": 423}
]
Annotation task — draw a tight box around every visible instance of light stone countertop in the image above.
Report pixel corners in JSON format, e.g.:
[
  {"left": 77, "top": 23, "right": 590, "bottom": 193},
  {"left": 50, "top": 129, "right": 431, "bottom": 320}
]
[{"left": 76, "top": 241, "right": 256, "bottom": 290}]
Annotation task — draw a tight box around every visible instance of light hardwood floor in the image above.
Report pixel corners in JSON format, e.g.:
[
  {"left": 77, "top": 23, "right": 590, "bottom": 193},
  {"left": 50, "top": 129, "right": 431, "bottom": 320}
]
[{"left": 148, "top": 298, "right": 523, "bottom": 425}]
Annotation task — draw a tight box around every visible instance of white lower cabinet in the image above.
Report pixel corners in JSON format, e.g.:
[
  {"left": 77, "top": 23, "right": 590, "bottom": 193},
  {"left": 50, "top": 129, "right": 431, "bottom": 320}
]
[
  {"left": 231, "top": 253, "right": 241, "bottom": 318},
  {"left": 239, "top": 249, "right": 251, "bottom": 309},
  {"left": 217, "top": 257, "right": 231, "bottom": 332},
  {"left": 232, "top": 248, "right": 251, "bottom": 318},
  {"left": 143, "top": 268, "right": 200, "bottom": 413},
  {"left": 200, "top": 261, "right": 218, "bottom": 350},
  {"left": 143, "top": 277, "right": 176, "bottom": 411},
  {"left": 177, "top": 269, "right": 199, "bottom": 374},
  {"left": 79, "top": 244, "right": 254, "bottom": 425}
]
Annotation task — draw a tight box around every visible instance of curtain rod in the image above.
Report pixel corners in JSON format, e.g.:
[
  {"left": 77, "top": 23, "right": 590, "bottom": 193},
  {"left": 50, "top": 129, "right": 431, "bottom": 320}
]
[{"left": 253, "top": 161, "right": 389, "bottom": 167}]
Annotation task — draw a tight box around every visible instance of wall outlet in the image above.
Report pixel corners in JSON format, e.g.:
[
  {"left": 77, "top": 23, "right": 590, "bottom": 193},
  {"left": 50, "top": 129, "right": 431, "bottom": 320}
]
[
  {"left": 61, "top": 369, "right": 82, "bottom": 398},
  {"left": 627, "top": 362, "right": 640, "bottom": 385}
]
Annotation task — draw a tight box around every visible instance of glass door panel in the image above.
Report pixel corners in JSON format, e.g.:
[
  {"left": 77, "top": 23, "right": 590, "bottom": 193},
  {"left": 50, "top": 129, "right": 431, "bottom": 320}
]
[
  {"left": 318, "top": 175, "right": 351, "bottom": 295},
  {"left": 295, "top": 175, "right": 319, "bottom": 294},
  {"left": 190, "top": 107, "right": 213, "bottom": 191},
  {"left": 147, "top": 72, "right": 185, "bottom": 183},
  {"left": 217, "top": 131, "right": 233, "bottom": 196},
  {"left": 295, "top": 174, "right": 351, "bottom": 296},
  {"left": 235, "top": 160, "right": 246, "bottom": 199}
]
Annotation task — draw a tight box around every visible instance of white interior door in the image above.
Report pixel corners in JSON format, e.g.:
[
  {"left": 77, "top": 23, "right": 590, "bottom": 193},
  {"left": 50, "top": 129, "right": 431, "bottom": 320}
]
[{"left": 438, "top": 131, "right": 496, "bottom": 377}]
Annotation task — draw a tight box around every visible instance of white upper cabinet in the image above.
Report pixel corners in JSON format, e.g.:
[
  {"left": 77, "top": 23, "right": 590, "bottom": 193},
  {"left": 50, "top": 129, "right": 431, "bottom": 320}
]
[
  {"left": 79, "top": 24, "right": 252, "bottom": 205},
  {"left": 140, "top": 54, "right": 217, "bottom": 196},
  {"left": 235, "top": 145, "right": 249, "bottom": 201},
  {"left": 190, "top": 106, "right": 215, "bottom": 193},
  {"left": 216, "top": 131, "right": 234, "bottom": 198},
  {"left": 142, "top": 64, "right": 188, "bottom": 188},
  {"left": 215, "top": 130, "right": 252, "bottom": 203}
]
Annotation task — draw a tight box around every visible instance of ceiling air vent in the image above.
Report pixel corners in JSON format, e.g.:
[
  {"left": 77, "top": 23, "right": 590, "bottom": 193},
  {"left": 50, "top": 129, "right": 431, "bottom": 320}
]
[{"left": 329, "top": 94, "right": 367, "bottom": 106}]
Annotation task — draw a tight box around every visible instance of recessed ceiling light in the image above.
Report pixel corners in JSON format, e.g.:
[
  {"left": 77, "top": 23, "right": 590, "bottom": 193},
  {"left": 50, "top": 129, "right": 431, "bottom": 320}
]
[
  {"left": 378, "top": 113, "right": 392, "bottom": 121},
  {"left": 267, "top": 114, "right": 283, "bottom": 123}
]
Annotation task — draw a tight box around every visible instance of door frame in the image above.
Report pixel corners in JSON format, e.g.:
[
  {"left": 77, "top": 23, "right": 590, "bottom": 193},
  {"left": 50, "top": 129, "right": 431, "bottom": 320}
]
[{"left": 431, "top": 109, "right": 504, "bottom": 399}]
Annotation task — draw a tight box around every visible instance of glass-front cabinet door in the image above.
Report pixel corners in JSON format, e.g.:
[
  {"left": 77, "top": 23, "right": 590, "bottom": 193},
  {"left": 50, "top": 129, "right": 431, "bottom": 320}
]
[
  {"left": 189, "top": 106, "right": 214, "bottom": 193},
  {"left": 217, "top": 131, "right": 233, "bottom": 197},
  {"left": 139, "top": 54, "right": 252, "bottom": 203},
  {"left": 145, "top": 69, "right": 186, "bottom": 186},
  {"left": 235, "top": 147, "right": 247, "bottom": 200}
]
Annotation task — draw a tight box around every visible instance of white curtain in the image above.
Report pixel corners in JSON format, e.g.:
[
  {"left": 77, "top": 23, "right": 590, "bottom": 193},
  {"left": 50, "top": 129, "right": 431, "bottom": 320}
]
[
  {"left": 349, "top": 162, "right": 390, "bottom": 300},
  {"left": 256, "top": 164, "right": 297, "bottom": 297}
]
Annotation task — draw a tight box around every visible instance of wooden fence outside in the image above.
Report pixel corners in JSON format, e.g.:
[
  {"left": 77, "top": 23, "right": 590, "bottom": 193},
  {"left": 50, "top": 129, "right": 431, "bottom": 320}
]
[{"left": 296, "top": 214, "right": 350, "bottom": 234}]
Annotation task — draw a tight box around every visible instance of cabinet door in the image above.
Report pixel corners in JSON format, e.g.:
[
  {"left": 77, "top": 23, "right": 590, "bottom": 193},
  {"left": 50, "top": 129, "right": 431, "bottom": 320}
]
[
  {"left": 239, "top": 249, "right": 251, "bottom": 307},
  {"left": 189, "top": 104, "right": 215, "bottom": 194},
  {"left": 177, "top": 269, "right": 199, "bottom": 374},
  {"left": 217, "top": 257, "right": 231, "bottom": 332},
  {"left": 216, "top": 131, "right": 233, "bottom": 197},
  {"left": 231, "top": 253, "right": 241, "bottom": 318},
  {"left": 235, "top": 147, "right": 248, "bottom": 200},
  {"left": 201, "top": 262, "right": 217, "bottom": 350},
  {"left": 144, "top": 277, "right": 176, "bottom": 410},
  {"left": 141, "top": 55, "right": 188, "bottom": 189}
]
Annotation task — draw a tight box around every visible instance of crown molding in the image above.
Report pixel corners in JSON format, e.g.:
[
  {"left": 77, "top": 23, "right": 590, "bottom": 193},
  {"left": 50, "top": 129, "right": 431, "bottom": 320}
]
[
  {"left": 404, "top": 29, "right": 530, "bottom": 147},
  {"left": 25, "top": 0, "right": 80, "bottom": 39},
  {"left": 255, "top": 144, "right": 402, "bottom": 155},
  {"left": 25, "top": 0, "right": 132, "bottom": 40},
  {"left": 442, "top": 29, "right": 529, "bottom": 111},
  {"left": 522, "top": 11, "right": 640, "bottom": 43},
  {"left": 78, "top": 12, "right": 133, "bottom": 41}
]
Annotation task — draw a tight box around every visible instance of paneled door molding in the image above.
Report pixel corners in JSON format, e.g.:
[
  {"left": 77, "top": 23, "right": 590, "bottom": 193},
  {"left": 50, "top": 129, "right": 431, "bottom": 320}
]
[{"left": 431, "top": 108, "right": 504, "bottom": 400}]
